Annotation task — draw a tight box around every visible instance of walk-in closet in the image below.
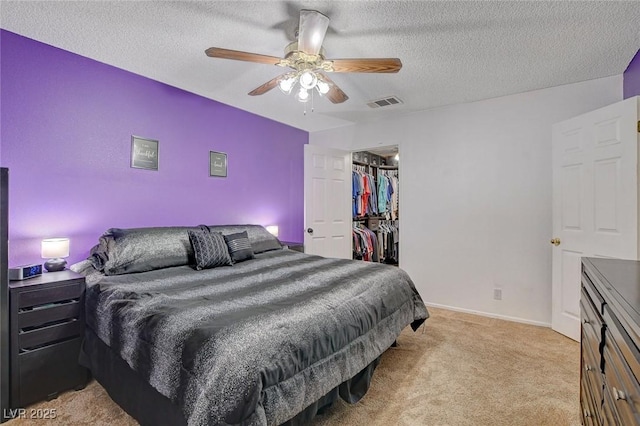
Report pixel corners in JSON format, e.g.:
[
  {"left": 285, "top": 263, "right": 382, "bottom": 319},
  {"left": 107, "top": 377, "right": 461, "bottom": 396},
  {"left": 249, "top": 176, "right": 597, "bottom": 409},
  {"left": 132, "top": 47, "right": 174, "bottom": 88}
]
[{"left": 352, "top": 147, "right": 399, "bottom": 265}]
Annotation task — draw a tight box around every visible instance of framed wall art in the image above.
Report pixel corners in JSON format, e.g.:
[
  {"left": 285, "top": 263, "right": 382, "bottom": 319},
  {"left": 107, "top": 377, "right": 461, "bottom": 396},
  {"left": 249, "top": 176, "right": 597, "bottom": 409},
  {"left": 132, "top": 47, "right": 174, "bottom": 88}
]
[
  {"left": 209, "top": 151, "right": 227, "bottom": 177},
  {"left": 131, "top": 136, "right": 159, "bottom": 170}
]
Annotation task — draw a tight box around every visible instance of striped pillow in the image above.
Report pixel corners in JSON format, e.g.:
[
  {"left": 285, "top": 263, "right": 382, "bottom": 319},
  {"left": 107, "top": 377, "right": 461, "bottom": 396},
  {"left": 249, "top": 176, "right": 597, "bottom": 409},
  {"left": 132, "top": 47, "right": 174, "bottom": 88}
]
[
  {"left": 188, "top": 229, "right": 232, "bottom": 270},
  {"left": 223, "top": 231, "right": 255, "bottom": 264}
]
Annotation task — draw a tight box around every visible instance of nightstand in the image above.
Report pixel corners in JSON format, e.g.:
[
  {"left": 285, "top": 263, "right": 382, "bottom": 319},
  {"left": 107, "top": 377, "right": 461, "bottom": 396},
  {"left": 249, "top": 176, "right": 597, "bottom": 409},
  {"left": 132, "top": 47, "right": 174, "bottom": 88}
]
[
  {"left": 281, "top": 241, "right": 304, "bottom": 253},
  {"left": 9, "top": 270, "right": 89, "bottom": 408}
]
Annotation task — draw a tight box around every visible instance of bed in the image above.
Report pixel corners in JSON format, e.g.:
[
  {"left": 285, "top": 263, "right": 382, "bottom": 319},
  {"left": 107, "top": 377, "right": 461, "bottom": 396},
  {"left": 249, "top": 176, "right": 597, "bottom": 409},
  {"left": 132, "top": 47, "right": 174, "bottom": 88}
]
[{"left": 74, "top": 225, "right": 428, "bottom": 426}]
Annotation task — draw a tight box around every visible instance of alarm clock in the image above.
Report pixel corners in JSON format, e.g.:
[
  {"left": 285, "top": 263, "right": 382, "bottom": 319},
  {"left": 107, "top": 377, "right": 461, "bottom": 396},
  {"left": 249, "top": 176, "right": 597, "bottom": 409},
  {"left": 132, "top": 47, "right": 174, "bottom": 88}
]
[{"left": 9, "top": 263, "right": 43, "bottom": 281}]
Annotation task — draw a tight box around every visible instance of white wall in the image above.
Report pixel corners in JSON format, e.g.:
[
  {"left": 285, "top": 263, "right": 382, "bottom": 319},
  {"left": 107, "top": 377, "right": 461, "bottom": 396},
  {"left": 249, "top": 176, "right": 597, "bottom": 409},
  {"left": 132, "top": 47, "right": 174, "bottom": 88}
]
[{"left": 310, "top": 75, "right": 622, "bottom": 325}]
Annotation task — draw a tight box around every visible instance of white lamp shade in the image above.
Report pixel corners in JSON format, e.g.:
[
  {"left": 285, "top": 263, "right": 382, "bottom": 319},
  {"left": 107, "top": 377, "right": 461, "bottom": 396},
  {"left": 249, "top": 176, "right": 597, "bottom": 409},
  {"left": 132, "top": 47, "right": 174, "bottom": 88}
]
[
  {"left": 265, "top": 226, "right": 279, "bottom": 238},
  {"left": 41, "top": 238, "right": 70, "bottom": 258}
]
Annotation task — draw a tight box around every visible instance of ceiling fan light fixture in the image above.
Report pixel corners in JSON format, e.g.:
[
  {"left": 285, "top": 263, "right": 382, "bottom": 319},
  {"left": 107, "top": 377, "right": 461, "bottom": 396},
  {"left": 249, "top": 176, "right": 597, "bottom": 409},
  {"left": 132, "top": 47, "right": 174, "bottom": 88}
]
[
  {"left": 297, "top": 87, "right": 310, "bottom": 103},
  {"left": 316, "top": 80, "right": 330, "bottom": 95},
  {"left": 278, "top": 74, "right": 297, "bottom": 94},
  {"left": 207, "top": 9, "right": 400, "bottom": 107},
  {"left": 299, "top": 70, "right": 318, "bottom": 90}
]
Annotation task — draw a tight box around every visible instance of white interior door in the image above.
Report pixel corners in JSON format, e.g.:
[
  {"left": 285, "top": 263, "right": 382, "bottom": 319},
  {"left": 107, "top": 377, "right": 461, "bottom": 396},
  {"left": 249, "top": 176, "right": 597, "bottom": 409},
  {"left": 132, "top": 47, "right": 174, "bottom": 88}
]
[
  {"left": 552, "top": 96, "right": 639, "bottom": 341},
  {"left": 304, "top": 145, "right": 351, "bottom": 258}
]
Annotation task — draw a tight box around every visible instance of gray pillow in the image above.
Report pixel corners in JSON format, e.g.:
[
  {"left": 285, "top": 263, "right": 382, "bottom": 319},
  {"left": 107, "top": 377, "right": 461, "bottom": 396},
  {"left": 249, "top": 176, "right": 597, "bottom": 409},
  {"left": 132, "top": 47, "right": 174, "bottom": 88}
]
[
  {"left": 223, "top": 231, "right": 255, "bottom": 263},
  {"left": 188, "top": 229, "right": 232, "bottom": 270},
  {"left": 207, "top": 224, "right": 282, "bottom": 253},
  {"left": 90, "top": 227, "right": 197, "bottom": 275}
]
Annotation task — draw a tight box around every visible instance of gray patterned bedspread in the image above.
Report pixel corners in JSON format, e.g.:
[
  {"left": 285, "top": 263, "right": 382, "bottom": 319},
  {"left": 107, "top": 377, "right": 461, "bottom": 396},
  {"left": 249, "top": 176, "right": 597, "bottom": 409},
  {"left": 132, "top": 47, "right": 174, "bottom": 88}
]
[{"left": 85, "top": 249, "right": 428, "bottom": 425}]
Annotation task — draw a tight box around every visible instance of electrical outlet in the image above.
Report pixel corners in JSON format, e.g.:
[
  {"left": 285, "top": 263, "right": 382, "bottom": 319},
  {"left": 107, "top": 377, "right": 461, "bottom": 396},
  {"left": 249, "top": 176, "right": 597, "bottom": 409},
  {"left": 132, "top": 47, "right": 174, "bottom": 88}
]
[{"left": 493, "top": 288, "right": 502, "bottom": 301}]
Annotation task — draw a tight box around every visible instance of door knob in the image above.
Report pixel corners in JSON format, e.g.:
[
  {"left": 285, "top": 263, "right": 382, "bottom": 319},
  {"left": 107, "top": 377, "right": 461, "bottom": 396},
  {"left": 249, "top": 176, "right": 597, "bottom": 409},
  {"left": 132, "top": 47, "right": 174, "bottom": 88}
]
[
  {"left": 550, "top": 238, "right": 561, "bottom": 246},
  {"left": 307, "top": 228, "right": 314, "bottom": 234}
]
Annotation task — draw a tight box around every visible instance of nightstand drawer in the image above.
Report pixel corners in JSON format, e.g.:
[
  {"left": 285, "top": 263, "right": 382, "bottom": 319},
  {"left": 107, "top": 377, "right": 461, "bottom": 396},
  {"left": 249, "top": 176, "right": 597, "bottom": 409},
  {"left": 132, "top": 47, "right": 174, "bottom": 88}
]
[
  {"left": 18, "top": 337, "right": 88, "bottom": 406},
  {"left": 19, "top": 318, "right": 82, "bottom": 350},
  {"left": 18, "top": 299, "right": 82, "bottom": 328},
  {"left": 18, "top": 282, "right": 83, "bottom": 308}
]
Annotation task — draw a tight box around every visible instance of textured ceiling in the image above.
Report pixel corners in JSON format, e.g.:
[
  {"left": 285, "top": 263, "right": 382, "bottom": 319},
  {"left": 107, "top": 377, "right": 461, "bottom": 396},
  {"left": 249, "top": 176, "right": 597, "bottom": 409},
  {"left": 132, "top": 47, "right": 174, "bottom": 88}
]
[{"left": 2, "top": 1, "right": 639, "bottom": 132}]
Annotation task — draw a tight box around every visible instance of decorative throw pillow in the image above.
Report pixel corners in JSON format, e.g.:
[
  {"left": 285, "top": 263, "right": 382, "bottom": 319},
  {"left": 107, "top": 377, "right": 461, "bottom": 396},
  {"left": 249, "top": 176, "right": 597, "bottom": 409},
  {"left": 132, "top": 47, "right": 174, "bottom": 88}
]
[
  {"left": 223, "top": 231, "right": 255, "bottom": 264},
  {"left": 207, "top": 225, "right": 283, "bottom": 253},
  {"left": 188, "top": 229, "right": 232, "bottom": 270}
]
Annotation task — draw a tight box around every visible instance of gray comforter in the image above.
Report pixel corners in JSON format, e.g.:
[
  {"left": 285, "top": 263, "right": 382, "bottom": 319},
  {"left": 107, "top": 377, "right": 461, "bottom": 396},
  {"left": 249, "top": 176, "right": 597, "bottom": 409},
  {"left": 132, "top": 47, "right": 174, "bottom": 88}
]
[{"left": 84, "top": 249, "right": 428, "bottom": 425}]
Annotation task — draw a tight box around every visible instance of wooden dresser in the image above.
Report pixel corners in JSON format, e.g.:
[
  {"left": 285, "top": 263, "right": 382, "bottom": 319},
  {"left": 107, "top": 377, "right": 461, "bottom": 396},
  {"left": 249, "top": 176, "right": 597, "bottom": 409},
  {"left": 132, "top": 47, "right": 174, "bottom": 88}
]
[{"left": 581, "top": 258, "right": 640, "bottom": 425}]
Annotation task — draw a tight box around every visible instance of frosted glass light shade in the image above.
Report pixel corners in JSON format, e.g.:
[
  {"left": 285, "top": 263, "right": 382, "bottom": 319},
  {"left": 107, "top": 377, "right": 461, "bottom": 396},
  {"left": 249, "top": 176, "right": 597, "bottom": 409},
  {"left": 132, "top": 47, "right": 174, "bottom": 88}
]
[
  {"left": 296, "top": 88, "right": 310, "bottom": 103},
  {"left": 299, "top": 71, "right": 318, "bottom": 90},
  {"left": 41, "top": 238, "right": 70, "bottom": 258},
  {"left": 278, "top": 74, "right": 297, "bottom": 95},
  {"left": 265, "top": 226, "right": 279, "bottom": 238},
  {"left": 316, "top": 80, "right": 330, "bottom": 95}
]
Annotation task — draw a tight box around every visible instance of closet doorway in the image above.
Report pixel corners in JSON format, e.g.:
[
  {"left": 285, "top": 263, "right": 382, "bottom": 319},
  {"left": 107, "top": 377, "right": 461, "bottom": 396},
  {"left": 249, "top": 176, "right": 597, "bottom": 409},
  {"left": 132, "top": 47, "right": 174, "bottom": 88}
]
[{"left": 351, "top": 146, "right": 400, "bottom": 266}]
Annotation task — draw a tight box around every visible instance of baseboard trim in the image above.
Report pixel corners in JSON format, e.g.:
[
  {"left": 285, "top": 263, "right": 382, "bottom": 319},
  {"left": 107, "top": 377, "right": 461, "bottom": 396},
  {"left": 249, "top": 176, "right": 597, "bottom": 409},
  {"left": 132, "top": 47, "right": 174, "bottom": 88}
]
[{"left": 425, "top": 302, "right": 551, "bottom": 328}]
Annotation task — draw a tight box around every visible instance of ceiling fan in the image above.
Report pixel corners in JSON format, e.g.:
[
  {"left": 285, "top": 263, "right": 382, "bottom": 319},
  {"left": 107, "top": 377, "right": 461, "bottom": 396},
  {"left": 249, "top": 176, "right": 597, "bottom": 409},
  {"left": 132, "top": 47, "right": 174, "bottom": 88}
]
[{"left": 205, "top": 9, "right": 402, "bottom": 104}]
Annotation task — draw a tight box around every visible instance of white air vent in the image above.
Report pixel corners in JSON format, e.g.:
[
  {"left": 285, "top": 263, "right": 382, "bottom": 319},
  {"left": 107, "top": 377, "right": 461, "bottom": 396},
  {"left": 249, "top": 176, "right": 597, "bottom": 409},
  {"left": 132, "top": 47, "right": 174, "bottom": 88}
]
[{"left": 367, "top": 96, "right": 403, "bottom": 109}]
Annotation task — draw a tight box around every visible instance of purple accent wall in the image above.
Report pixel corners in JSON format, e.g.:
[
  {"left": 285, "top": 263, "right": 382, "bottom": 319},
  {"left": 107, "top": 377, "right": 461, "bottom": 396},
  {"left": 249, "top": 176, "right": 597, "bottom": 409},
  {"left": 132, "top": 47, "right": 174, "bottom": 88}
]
[
  {"left": 624, "top": 49, "right": 640, "bottom": 99},
  {"left": 0, "top": 30, "right": 307, "bottom": 266}
]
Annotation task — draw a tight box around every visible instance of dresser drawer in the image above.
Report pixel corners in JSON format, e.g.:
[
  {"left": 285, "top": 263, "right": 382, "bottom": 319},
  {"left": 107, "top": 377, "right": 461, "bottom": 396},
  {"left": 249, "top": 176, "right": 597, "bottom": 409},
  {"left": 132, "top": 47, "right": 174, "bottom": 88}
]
[
  {"left": 582, "top": 332, "right": 603, "bottom": 407},
  {"left": 602, "top": 385, "right": 620, "bottom": 425},
  {"left": 581, "top": 287, "right": 603, "bottom": 331},
  {"left": 604, "top": 305, "right": 640, "bottom": 381},
  {"left": 18, "top": 318, "right": 82, "bottom": 350},
  {"left": 602, "top": 327, "right": 640, "bottom": 423},
  {"left": 582, "top": 301, "right": 604, "bottom": 371},
  {"left": 18, "top": 299, "right": 82, "bottom": 328},
  {"left": 582, "top": 270, "right": 606, "bottom": 315},
  {"left": 17, "top": 282, "right": 83, "bottom": 309},
  {"left": 581, "top": 379, "right": 597, "bottom": 426}
]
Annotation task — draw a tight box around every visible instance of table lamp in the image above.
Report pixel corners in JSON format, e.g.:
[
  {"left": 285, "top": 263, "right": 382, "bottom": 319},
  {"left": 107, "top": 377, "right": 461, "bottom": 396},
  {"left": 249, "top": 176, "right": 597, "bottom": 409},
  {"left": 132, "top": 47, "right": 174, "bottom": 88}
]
[
  {"left": 265, "top": 225, "right": 279, "bottom": 238},
  {"left": 41, "top": 238, "right": 70, "bottom": 272}
]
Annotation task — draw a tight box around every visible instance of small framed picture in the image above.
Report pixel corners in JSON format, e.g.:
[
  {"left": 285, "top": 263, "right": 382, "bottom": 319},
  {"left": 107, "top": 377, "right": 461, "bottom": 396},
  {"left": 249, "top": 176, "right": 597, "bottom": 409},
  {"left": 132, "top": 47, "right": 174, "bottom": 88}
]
[
  {"left": 131, "top": 136, "right": 159, "bottom": 170},
  {"left": 209, "top": 151, "right": 227, "bottom": 177}
]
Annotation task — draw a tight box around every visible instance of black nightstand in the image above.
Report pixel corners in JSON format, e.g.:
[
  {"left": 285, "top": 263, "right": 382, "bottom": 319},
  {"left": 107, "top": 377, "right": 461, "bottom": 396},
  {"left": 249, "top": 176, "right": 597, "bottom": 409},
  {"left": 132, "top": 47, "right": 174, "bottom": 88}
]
[
  {"left": 9, "top": 270, "right": 89, "bottom": 408},
  {"left": 281, "top": 241, "right": 304, "bottom": 253}
]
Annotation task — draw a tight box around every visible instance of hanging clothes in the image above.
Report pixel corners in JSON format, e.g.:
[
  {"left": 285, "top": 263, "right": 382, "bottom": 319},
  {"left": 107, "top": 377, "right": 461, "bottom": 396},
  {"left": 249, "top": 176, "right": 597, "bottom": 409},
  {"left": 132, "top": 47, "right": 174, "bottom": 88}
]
[
  {"left": 352, "top": 224, "right": 379, "bottom": 262},
  {"left": 377, "top": 174, "right": 388, "bottom": 214},
  {"left": 378, "top": 220, "right": 399, "bottom": 265},
  {"left": 352, "top": 167, "right": 378, "bottom": 218}
]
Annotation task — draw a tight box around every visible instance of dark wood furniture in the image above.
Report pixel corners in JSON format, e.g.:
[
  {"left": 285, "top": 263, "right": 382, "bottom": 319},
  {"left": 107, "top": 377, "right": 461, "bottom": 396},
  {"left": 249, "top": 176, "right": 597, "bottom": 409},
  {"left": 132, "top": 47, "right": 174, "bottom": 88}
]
[
  {"left": 581, "top": 258, "right": 640, "bottom": 425},
  {"left": 9, "top": 270, "right": 89, "bottom": 408},
  {"left": 0, "top": 168, "right": 9, "bottom": 423},
  {"left": 281, "top": 241, "right": 304, "bottom": 253}
]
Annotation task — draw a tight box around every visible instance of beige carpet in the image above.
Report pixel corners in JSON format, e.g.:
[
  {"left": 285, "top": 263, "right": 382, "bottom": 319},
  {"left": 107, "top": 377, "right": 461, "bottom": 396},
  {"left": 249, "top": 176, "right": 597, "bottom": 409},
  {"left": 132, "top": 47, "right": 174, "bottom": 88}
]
[{"left": 7, "top": 308, "right": 580, "bottom": 426}]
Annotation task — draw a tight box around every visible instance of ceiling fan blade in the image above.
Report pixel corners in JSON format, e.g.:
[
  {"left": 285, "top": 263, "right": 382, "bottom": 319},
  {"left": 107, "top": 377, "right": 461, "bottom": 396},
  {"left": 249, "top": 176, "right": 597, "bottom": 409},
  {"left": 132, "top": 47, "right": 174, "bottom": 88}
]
[
  {"left": 205, "top": 47, "right": 282, "bottom": 66},
  {"left": 318, "top": 74, "right": 349, "bottom": 104},
  {"left": 248, "top": 75, "right": 284, "bottom": 96},
  {"left": 327, "top": 58, "right": 402, "bottom": 73},
  {"left": 297, "top": 9, "right": 329, "bottom": 55}
]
